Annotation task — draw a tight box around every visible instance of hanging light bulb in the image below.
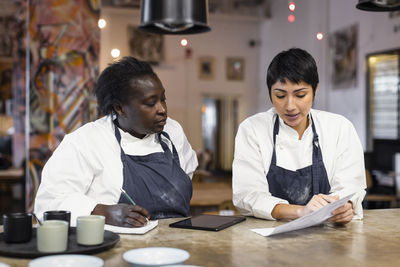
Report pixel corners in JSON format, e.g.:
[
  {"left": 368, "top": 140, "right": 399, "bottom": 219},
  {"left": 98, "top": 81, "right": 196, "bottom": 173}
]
[
  {"left": 316, "top": 32, "right": 324, "bottom": 40},
  {"left": 111, "top": 48, "right": 120, "bottom": 59},
  {"left": 98, "top": 18, "right": 107, "bottom": 29},
  {"left": 288, "top": 2, "right": 296, "bottom": 12},
  {"left": 180, "top": 38, "right": 188, "bottom": 47}
]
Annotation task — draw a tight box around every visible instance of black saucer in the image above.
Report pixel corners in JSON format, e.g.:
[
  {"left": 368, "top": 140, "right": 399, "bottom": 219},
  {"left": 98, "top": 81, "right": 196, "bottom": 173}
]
[{"left": 0, "top": 227, "right": 120, "bottom": 258}]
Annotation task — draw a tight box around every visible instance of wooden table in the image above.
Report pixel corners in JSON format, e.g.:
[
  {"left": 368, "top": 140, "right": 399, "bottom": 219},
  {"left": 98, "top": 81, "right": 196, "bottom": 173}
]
[{"left": 1, "top": 209, "right": 400, "bottom": 266}]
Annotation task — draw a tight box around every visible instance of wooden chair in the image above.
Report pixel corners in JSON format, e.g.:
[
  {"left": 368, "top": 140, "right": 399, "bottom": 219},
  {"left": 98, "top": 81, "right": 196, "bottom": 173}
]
[{"left": 364, "top": 170, "right": 398, "bottom": 208}]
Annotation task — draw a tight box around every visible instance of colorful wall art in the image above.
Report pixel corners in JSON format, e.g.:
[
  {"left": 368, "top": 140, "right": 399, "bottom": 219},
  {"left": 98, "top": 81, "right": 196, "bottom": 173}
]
[{"left": 12, "top": 0, "right": 100, "bottom": 211}]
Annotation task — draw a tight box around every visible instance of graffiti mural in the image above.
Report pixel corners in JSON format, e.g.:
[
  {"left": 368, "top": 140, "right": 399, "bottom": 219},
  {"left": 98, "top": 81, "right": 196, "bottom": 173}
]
[
  {"left": 30, "top": 0, "right": 100, "bottom": 149},
  {"left": 13, "top": 0, "right": 100, "bottom": 211}
]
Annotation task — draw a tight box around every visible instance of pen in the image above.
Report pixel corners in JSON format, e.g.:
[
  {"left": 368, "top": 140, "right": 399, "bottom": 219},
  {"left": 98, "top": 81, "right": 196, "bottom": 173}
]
[
  {"left": 120, "top": 188, "right": 136, "bottom": 205},
  {"left": 120, "top": 188, "right": 149, "bottom": 223}
]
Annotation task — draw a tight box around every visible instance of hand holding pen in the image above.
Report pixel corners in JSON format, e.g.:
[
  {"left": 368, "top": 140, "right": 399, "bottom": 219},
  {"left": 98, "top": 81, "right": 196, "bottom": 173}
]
[
  {"left": 91, "top": 190, "right": 150, "bottom": 227},
  {"left": 120, "top": 188, "right": 150, "bottom": 224}
]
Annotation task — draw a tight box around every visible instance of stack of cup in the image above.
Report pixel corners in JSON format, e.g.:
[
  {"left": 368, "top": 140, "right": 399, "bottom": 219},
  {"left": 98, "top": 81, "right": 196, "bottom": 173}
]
[
  {"left": 37, "top": 220, "right": 69, "bottom": 253},
  {"left": 37, "top": 210, "right": 71, "bottom": 253},
  {"left": 43, "top": 210, "right": 71, "bottom": 235}
]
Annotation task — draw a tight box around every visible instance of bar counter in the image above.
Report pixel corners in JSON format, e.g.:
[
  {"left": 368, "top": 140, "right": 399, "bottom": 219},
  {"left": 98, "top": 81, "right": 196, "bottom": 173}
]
[{"left": 1, "top": 209, "right": 400, "bottom": 266}]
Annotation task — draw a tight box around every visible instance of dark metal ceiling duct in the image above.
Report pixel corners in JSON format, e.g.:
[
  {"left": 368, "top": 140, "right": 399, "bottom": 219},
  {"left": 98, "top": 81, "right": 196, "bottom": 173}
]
[
  {"left": 356, "top": 0, "right": 400, "bottom": 11},
  {"left": 139, "top": 0, "right": 211, "bottom": 35}
]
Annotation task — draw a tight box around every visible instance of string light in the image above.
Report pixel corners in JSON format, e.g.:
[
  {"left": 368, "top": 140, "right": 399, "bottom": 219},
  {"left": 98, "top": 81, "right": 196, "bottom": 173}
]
[
  {"left": 98, "top": 18, "right": 106, "bottom": 29},
  {"left": 180, "top": 38, "right": 188, "bottom": 47},
  {"left": 288, "top": 1, "right": 295, "bottom": 23},
  {"left": 316, "top": 32, "right": 324, "bottom": 40},
  {"left": 288, "top": 2, "right": 296, "bottom": 12},
  {"left": 111, "top": 48, "right": 120, "bottom": 58}
]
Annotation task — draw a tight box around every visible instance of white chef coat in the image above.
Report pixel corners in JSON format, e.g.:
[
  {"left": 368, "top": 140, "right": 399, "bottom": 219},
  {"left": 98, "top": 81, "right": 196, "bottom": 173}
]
[
  {"left": 34, "top": 115, "right": 198, "bottom": 224},
  {"left": 232, "top": 108, "right": 366, "bottom": 220}
]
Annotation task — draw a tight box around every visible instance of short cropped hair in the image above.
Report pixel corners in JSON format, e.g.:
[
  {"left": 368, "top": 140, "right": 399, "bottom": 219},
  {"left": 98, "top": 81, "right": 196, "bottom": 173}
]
[
  {"left": 95, "top": 56, "right": 157, "bottom": 115},
  {"left": 266, "top": 48, "right": 319, "bottom": 100}
]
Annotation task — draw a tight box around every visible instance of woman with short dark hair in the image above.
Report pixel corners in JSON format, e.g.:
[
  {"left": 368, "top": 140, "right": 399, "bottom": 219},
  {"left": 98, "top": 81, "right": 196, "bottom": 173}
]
[
  {"left": 233, "top": 48, "right": 366, "bottom": 224},
  {"left": 35, "top": 57, "right": 198, "bottom": 227}
]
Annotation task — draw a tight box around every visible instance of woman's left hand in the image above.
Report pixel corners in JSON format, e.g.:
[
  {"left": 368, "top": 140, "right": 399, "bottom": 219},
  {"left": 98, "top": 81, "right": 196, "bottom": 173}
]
[{"left": 328, "top": 201, "right": 354, "bottom": 224}]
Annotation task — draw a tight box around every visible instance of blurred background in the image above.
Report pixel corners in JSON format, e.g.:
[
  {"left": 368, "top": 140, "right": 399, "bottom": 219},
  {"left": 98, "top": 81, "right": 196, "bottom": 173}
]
[{"left": 1, "top": 0, "right": 400, "bottom": 220}]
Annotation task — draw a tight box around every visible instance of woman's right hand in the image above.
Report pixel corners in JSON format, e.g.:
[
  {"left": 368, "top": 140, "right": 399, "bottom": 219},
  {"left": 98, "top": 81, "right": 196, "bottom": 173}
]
[
  {"left": 91, "top": 203, "right": 150, "bottom": 227},
  {"left": 300, "top": 194, "right": 338, "bottom": 217}
]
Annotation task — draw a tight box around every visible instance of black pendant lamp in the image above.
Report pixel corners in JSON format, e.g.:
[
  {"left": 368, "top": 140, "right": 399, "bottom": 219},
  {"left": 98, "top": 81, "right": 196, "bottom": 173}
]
[
  {"left": 356, "top": 0, "right": 400, "bottom": 11},
  {"left": 139, "top": 0, "right": 211, "bottom": 35}
]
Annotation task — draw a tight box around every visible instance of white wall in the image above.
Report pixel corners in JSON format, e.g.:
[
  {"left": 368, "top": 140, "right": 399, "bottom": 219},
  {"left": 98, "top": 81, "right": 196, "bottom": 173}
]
[
  {"left": 100, "top": 8, "right": 262, "bottom": 151},
  {"left": 258, "top": 0, "right": 400, "bottom": 149}
]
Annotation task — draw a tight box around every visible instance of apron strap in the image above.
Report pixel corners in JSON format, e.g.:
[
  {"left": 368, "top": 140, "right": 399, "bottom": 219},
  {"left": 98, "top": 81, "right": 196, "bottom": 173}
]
[
  {"left": 113, "top": 120, "right": 126, "bottom": 164},
  {"left": 271, "top": 115, "right": 280, "bottom": 165},
  {"left": 158, "top": 131, "right": 181, "bottom": 165},
  {"left": 309, "top": 113, "right": 322, "bottom": 195}
]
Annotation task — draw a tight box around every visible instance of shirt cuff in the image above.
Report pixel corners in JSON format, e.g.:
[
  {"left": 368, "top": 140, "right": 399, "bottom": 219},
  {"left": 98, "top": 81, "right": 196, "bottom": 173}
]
[
  {"left": 234, "top": 192, "right": 289, "bottom": 220},
  {"left": 330, "top": 190, "right": 366, "bottom": 220}
]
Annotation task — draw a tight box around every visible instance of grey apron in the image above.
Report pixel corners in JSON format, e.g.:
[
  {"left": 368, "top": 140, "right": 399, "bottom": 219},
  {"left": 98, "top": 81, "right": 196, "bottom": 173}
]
[
  {"left": 266, "top": 114, "right": 330, "bottom": 205},
  {"left": 114, "top": 123, "right": 192, "bottom": 219}
]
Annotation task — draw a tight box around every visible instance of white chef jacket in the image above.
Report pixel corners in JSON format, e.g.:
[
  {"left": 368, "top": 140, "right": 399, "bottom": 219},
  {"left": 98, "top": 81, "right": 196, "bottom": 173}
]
[
  {"left": 232, "top": 108, "right": 366, "bottom": 220},
  {"left": 34, "top": 116, "right": 198, "bottom": 224}
]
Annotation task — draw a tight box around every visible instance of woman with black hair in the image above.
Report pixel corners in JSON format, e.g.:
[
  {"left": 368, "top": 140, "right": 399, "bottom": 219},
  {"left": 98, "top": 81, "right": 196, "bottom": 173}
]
[
  {"left": 35, "top": 57, "right": 198, "bottom": 227},
  {"left": 233, "top": 48, "right": 366, "bottom": 224}
]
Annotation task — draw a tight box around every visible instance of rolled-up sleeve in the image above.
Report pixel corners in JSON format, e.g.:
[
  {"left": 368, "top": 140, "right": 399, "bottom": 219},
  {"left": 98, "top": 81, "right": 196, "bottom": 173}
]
[{"left": 232, "top": 120, "right": 288, "bottom": 220}]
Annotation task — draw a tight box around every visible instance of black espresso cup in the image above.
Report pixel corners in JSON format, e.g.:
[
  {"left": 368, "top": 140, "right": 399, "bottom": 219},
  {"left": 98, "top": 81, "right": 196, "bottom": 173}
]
[
  {"left": 43, "top": 210, "right": 71, "bottom": 234},
  {"left": 3, "top": 212, "right": 33, "bottom": 243}
]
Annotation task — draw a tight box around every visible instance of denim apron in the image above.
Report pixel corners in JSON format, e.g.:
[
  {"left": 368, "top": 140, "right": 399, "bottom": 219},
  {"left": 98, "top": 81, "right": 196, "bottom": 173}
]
[
  {"left": 266, "top": 114, "right": 330, "bottom": 205},
  {"left": 114, "top": 123, "right": 192, "bottom": 219}
]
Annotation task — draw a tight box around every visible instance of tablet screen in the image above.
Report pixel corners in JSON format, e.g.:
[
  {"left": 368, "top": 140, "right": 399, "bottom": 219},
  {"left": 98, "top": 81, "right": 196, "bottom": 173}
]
[{"left": 169, "top": 214, "right": 246, "bottom": 231}]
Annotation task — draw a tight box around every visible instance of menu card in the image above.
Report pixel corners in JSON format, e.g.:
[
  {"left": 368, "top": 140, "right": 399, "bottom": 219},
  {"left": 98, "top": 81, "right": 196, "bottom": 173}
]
[{"left": 251, "top": 193, "right": 355, "bottom": 237}]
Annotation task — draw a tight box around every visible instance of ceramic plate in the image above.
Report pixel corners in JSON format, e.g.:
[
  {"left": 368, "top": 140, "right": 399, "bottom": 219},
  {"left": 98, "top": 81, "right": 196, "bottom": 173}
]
[
  {"left": 29, "top": 254, "right": 104, "bottom": 267},
  {"left": 0, "top": 263, "right": 10, "bottom": 267},
  {"left": 123, "top": 247, "right": 190, "bottom": 266}
]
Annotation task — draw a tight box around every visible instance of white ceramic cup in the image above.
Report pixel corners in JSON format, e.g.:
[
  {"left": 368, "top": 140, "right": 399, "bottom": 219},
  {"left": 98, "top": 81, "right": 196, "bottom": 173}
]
[
  {"left": 37, "top": 220, "right": 68, "bottom": 253},
  {"left": 76, "top": 215, "right": 105, "bottom": 246}
]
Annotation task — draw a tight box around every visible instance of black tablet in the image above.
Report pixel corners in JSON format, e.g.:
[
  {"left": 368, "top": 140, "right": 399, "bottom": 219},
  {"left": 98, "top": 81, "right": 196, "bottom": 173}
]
[{"left": 169, "top": 214, "right": 246, "bottom": 231}]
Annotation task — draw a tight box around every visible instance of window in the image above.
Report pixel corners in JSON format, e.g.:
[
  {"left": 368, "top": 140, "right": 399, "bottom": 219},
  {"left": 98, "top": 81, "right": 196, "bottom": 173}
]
[{"left": 366, "top": 49, "right": 400, "bottom": 150}]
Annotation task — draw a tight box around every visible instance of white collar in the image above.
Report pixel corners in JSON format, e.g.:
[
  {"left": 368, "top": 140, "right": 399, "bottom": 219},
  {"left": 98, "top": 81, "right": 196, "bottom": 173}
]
[
  {"left": 274, "top": 110, "right": 312, "bottom": 140},
  {"left": 109, "top": 115, "right": 154, "bottom": 142}
]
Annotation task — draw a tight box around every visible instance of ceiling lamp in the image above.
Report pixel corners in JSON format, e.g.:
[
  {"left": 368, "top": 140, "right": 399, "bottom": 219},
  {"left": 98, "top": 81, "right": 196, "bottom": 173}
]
[
  {"left": 356, "top": 0, "right": 400, "bottom": 11},
  {"left": 139, "top": 0, "right": 211, "bottom": 35}
]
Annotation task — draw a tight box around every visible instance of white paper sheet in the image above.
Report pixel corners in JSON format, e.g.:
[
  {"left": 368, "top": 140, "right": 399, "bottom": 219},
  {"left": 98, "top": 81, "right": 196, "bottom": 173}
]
[
  {"left": 105, "top": 220, "right": 158, "bottom": 234},
  {"left": 251, "top": 193, "right": 355, "bottom": 237}
]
